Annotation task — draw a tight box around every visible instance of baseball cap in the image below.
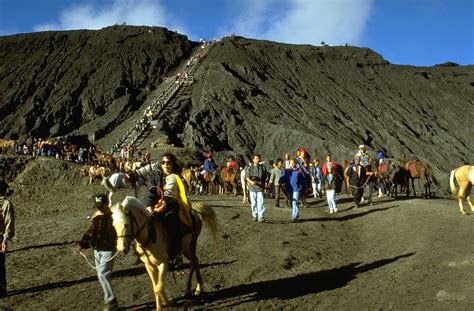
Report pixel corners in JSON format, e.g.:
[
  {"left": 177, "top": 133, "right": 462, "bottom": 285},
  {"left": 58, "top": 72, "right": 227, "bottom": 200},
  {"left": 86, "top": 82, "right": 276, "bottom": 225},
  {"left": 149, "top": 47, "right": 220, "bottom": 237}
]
[{"left": 93, "top": 194, "right": 108, "bottom": 209}]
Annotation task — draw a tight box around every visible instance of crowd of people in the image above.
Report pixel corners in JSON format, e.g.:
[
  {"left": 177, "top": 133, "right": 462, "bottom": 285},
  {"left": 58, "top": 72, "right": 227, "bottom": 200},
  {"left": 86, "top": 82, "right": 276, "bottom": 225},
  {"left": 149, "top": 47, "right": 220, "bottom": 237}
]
[{"left": 194, "top": 144, "right": 388, "bottom": 224}]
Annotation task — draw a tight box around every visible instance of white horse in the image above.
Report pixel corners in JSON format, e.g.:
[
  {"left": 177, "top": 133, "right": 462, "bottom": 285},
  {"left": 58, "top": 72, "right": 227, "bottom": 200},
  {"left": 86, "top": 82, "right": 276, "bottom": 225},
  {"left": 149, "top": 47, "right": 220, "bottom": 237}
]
[
  {"left": 240, "top": 167, "right": 249, "bottom": 203},
  {"left": 450, "top": 165, "right": 474, "bottom": 215},
  {"left": 111, "top": 197, "right": 218, "bottom": 309}
]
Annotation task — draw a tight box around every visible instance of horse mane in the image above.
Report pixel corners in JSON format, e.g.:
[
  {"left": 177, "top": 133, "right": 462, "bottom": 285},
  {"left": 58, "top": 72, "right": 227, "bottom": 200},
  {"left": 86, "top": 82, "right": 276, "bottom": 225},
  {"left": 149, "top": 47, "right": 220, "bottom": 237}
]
[
  {"left": 111, "top": 202, "right": 127, "bottom": 223},
  {"left": 122, "top": 196, "right": 149, "bottom": 215}
]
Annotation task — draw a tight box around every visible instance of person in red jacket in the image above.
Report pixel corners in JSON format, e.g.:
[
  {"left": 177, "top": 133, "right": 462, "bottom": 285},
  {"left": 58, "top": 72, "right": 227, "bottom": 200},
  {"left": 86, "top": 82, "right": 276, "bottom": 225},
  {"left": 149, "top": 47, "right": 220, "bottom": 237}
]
[
  {"left": 226, "top": 156, "right": 238, "bottom": 170},
  {"left": 321, "top": 154, "right": 337, "bottom": 181}
]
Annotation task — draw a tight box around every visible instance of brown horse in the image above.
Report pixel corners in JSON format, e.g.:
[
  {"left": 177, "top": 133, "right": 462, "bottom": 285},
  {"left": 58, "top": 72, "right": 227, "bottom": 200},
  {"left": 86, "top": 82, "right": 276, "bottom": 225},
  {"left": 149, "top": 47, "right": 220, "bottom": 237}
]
[
  {"left": 182, "top": 167, "right": 199, "bottom": 195},
  {"left": 112, "top": 197, "right": 218, "bottom": 309},
  {"left": 81, "top": 165, "right": 110, "bottom": 184},
  {"left": 201, "top": 171, "right": 216, "bottom": 195},
  {"left": 377, "top": 160, "right": 395, "bottom": 197},
  {"left": 219, "top": 166, "right": 238, "bottom": 196},
  {"left": 341, "top": 160, "right": 352, "bottom": 195},
  {"left": 94, "top": 150, "right": 118, "bottom": 171},
  {"left": 402, "top": 160, "right": 440, "bottom": 198},
  {"left": 0, "top": 139, "right": 16, "bottom": 154},
  {"left": 450, "top": 165, "right": 474, "bottom": 215}
]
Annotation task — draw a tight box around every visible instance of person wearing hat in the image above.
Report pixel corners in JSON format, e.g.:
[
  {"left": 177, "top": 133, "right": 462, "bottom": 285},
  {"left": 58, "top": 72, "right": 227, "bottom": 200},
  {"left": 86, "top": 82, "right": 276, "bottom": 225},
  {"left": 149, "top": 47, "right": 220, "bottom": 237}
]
[
  {"left": 101, "top": 172, "right": 133, "bottom": 205},
  {"left": 346, "top": 157, "right": 367, "bottom": 208},
  {"left": 199, "top": 152, "right": 217, "bottom": 193},
  {"left": 355, "top": 144, "right": 370, "bottom": 168},
  {"left": 0, "top": 180, "right": 15, "bottom": 298},
  {"left": 74, "top": 194, "right": 118, "bottom": 310}
]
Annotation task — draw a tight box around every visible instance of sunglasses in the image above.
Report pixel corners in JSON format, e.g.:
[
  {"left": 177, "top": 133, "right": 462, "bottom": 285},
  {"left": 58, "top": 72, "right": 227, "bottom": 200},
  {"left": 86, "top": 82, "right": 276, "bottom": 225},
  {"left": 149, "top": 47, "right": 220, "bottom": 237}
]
[{"left": 161, "top": 160, "right": 172, "bottom": 165}]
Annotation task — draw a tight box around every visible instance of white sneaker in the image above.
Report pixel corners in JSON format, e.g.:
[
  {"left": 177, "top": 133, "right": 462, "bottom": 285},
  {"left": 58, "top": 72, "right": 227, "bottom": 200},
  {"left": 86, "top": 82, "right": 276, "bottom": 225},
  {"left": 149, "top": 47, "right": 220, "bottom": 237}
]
[
  {"left": 329, "top": 210, "right": 334, "bottom": 214},
  {"left": 361, "top": 197, "right": 365, "bottom": 204}
]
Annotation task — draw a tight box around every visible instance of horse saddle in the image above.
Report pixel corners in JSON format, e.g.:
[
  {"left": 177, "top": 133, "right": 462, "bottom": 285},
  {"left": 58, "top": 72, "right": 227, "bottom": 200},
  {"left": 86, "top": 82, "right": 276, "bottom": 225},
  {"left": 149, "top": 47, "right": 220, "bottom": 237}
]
[
  {"left": 379, "top": 163, "right": 388, "bottom": 174},
  {"left": 203, "top": 172, "right": 213, "bottom": 182},
  {"left": 407, "top": 161, "right": 417, "bottom": 173}
]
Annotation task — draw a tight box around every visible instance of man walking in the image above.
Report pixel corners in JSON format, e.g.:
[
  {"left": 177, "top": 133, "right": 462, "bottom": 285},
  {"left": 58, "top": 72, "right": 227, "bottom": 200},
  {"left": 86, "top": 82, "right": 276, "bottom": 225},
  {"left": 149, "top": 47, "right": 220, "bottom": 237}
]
[
  {"left": 346, "top": 157, "right": 367, "bottom": 207},
  {"left": 75, "top": 194, "right": 118, "bottom": 310},
  {"left": 0, "top": 180, "right": 15, "bottom": 298},
  {"left": 280, "top": 159, "right": 306, "bottom": 222},
  {"left": 269, "top": 158, "right": 286, "bottom": 207},
  {"left": 246, "top": 154, "right": 269, "bottom": 222}
]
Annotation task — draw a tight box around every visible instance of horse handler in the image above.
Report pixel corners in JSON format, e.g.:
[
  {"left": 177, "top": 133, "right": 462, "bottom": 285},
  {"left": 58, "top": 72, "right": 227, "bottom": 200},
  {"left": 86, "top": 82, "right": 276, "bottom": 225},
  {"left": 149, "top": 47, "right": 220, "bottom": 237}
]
[
  {"left": 74, "top": 194, "right": 118, "bottom": 310},
  {"left": 0, "top": 180, "right": 15, "bottom": 298}
]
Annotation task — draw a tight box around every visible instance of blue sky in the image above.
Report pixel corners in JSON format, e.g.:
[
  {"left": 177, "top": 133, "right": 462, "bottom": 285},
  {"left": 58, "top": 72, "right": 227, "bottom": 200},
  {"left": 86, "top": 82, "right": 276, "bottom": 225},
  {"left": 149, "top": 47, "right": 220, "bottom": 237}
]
[{"left": 0, "top": 0, "right": 472, "bottom": 66}]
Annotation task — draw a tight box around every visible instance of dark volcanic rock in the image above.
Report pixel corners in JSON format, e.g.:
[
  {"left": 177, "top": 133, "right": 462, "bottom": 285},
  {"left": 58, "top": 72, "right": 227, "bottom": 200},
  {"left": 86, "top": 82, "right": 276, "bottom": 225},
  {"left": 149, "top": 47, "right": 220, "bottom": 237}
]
[
  {"left": 1, "top": 28, "right": 473, "bottom": 183},
  {"left": 184, "top": 37, "right": 473, "bottom": 174},
  {"left": 0, "top": 25, "right": 195, "bottom": 142}
]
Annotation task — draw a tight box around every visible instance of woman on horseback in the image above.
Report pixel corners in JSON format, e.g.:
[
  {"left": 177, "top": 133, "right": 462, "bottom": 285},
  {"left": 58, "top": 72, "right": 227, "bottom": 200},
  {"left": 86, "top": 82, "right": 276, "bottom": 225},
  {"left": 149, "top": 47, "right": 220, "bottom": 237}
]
[{"left": 144, "top": 152, "right": 192, "bottom": 268}]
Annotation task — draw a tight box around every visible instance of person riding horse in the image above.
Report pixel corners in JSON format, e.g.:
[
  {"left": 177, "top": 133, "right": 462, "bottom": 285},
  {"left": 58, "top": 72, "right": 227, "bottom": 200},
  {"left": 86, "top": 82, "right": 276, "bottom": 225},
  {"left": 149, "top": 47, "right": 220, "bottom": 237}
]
[
  {"left": 355, "top": 144, "right": 370, "bottom": 168},
  {"left": 145, "top": 152, "right": 193, "bottom": 269},
  {"left": 199, "top": 152, "right": 217, "bottom": 194}
]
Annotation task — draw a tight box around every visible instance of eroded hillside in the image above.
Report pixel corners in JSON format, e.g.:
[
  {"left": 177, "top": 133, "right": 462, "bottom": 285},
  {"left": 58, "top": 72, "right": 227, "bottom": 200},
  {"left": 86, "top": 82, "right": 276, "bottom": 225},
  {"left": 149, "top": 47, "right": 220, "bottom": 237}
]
[{"left": 1, "top": 28, "right": 473, "bottom": 179}]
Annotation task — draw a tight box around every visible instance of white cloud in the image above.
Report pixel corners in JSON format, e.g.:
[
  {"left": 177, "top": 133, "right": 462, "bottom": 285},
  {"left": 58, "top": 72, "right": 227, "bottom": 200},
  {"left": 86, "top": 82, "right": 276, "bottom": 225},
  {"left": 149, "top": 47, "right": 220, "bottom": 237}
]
[
  {"left": 33, "top": 0, "right": 188, "bottom": 34},
  {"left": 223, "top": 0, "right": 374, "bottom": 46}
]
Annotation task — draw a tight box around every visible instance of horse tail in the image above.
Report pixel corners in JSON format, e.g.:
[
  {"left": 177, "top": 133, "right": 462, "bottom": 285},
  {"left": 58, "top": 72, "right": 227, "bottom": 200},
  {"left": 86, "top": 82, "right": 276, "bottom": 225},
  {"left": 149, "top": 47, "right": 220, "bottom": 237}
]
[
  {"left": 191, "top": 202, "right": 219, "bottom": 247},
  {"left": 430, "top": 170, "right": 441, "bottom": 188},
  {"left": 449, "top": 169, "right": 458, "bottom": 198}
]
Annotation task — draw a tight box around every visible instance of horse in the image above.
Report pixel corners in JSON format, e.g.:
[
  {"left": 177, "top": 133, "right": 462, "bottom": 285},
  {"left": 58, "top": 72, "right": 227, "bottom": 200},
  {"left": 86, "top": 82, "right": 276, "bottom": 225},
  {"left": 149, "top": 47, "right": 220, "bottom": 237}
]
[
  {"left": 111, "top": 196, "right": 218, "bottom": 309},
  {"left": 93, "top": 150, "right": 118, "bottom": 171},
  {"left": 200, "top": 171, "right": 217, "bottom": 195},
  {"left": 240, "top": 167, "right": 249, "bottom": 203},
  {"left": 219, "top": 166, "right": 238, "bottom": 196},
  {"left": 120, "top": 159, "right": 143, "bottom": 173},
  {"left": 341, "top": 160, "right": 352, "bottom": 195},
  {"left": 377, "top": 160, "right": 395, "bottom": 197},
  {"left": 182, "top": 167, "right": 199, "bottom": 195},
  {"left": 450, "top": 165, "right": 474, "bottom": 215},
  {"left": 402, "top": 159, "right": 440, "bottom": 198},
  {"left": 390, "top": 162, "right": 409, "bottom": 197},
  {"left": 81, "top": 165, "right": 110, "bottom": 185},
  {"left": 0, "top": 139, "right": 16, "bottom": 154}
]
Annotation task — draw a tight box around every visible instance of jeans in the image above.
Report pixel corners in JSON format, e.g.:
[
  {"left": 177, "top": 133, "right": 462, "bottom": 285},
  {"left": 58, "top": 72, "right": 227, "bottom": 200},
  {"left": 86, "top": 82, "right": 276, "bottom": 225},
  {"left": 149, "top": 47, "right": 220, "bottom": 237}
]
[
  {"left": 249, "top": 191, "right": 265, "bottom": 220},
  {"left": 289, "top": 191, "right": 300, "bottom": 220},
  {"left": 326, "top": 189, "right": 337, "bottom": 212},
  {"left": 312, "top": 181, "right": 321, "bottom": 198},
  {"left": 95, "top": 250, "right": 116, "bottom": 303}
]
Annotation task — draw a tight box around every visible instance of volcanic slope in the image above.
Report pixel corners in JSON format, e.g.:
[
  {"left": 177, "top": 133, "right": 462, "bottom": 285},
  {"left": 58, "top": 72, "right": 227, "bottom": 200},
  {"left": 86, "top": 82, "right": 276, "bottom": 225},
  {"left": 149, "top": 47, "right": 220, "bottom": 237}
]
[
  {"left": 0, "top": 25, "right": 196, "bottom": 142},
  {"left": 179, "top": 37, "right": 473, "bottom": 176},
  {"left": 1, "top": 28, "right": 473, "bottom": 181}
]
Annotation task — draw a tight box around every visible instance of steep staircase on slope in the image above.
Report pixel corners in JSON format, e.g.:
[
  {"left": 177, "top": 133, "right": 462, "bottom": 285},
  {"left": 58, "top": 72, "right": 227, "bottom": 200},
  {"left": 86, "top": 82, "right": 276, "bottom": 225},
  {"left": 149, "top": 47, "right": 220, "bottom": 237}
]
[{"left": 112, "top": 41, "right": 215, "bottom": 154}]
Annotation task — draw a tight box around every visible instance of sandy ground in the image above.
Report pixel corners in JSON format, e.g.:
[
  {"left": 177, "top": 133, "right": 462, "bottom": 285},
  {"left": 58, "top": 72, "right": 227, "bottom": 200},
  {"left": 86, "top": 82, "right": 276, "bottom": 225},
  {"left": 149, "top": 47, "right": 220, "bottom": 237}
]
[{"left": 1, "top": 177, "right": 474, "bottom": 310}]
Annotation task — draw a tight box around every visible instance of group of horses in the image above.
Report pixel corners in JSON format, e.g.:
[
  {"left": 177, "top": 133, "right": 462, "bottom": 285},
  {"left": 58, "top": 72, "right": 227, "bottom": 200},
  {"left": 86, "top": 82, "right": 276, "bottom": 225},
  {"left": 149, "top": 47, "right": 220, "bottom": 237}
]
[
  {"left": 347, "top": 158, "right": 441, "bottom": 200},
  {"left": 181, "top": 166, "right": 239, "bottom": 197},
  {"left": 88, "top": 157, "right": 472, "bottom": 310}
]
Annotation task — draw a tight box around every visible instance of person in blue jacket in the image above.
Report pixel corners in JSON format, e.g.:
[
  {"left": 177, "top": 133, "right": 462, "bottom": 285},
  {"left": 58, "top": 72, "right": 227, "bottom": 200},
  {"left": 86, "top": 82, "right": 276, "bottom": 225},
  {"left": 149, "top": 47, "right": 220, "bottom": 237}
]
[{"left": 279, "top": 158, "right": 307, "bottom": 222}]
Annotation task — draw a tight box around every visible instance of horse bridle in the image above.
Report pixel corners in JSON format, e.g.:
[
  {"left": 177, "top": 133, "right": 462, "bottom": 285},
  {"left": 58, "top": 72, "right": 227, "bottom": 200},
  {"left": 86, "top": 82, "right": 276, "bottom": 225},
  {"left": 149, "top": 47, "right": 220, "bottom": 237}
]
[{"left": 116, "top": 210, "right": 148, "bottom": 251}]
